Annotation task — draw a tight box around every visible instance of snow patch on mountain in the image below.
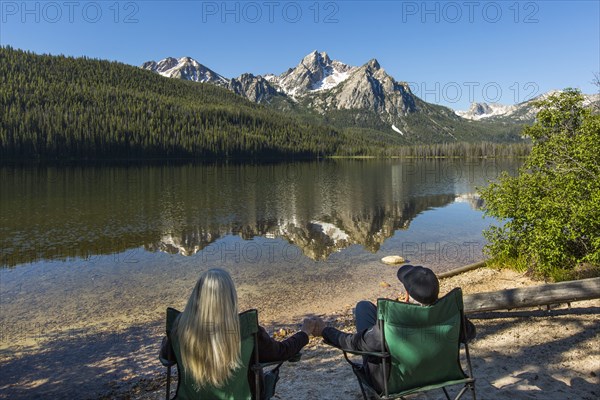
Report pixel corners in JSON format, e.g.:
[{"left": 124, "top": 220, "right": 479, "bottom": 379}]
[
  {"left": 311, "top": 69, "right": 353, "bottom": 91},
  {"left": 455, "top": 102, "right": 516, "bottom": 120},
  {"left": 392, "top": 125, "right": 404, "bottom": 135}
]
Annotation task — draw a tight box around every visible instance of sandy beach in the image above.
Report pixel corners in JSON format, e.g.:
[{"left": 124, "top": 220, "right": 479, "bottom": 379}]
[{"left": 1, "top": 267, "right": 598, "bottom": 400}]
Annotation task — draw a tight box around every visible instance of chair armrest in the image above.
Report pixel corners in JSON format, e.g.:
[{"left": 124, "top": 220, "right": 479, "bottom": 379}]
[
  {"left": 325, "top": 340, "right": 389, "bottom": 359},
  {"left": 253, "top": 352, "right": 302, "bottom": 371},
  {"left": 340, "top": 348, "right": 389, "bottom": 359},
  {"left": 336, "top": 346, "right": 390, "bottom": 371},
  {"left": 254, "top": 361, "right": 283, "bottom": 370},
  {"left": 159, "top": 356, "right": 177, "bottom": 367},
  {"left": 159, "top": 336, "right": 177, "bottom": 367}
]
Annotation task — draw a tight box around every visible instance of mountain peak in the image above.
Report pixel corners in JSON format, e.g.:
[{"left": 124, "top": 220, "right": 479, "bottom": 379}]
[
  {"left": 300, "top": 50, "right": 332, "bottom": 68},
  {"left": 366, "top": 58, "right": 381, "bottom": 70},
  {"left": 178, "top": 56, "right": 197, "bottom": 64},
  {"left": 278, "top": 51, "right": 354, "bottom": 96},
  {"left": 229, "top": 73, "right": 279, "bottom": 104},
  {"left": 141, "top": 56, "right": 228, "bottom": 86}
]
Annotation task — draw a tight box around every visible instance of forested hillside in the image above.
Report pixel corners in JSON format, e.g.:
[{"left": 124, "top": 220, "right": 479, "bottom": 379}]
[
  {"left": 0, "top": 47, "right": 530, "bottom": 160},
  {"left": 0, "top": 47, "right": 355, "bottom": 159}
]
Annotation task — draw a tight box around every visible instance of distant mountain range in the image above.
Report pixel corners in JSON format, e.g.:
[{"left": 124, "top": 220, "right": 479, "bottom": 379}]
[
  {"left": 141, "top": 51, "right": 425, "bottom": 122},
  {"left": 140, "top": 52, "right": 520, "bottom": 143},
  {"left": 456, "top": 91, "right": 600, "bottom": 122},
  {"left": 141, "top": 51, "right": 597, "bottom": 138}
]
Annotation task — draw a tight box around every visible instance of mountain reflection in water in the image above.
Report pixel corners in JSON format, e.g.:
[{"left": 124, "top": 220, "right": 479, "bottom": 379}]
[{"left": 0, "top": 160, "right": 514, "bottom": 267}]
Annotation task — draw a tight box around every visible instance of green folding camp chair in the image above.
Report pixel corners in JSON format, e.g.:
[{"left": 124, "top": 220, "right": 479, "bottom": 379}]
[
  {"left": 334, "top": 288, "right": 476, "bottom": 400},
  {"left": 159, "top": 308, "right": 299, "bottom": 400}
]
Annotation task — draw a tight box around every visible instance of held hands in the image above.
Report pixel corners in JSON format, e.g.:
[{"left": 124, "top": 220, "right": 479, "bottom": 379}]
[
  {"left": 312, "top": 317, "right": 326, "bottom": 336},
  {"left": 300, "top": 316, "right": 326, "bottom": 337}
]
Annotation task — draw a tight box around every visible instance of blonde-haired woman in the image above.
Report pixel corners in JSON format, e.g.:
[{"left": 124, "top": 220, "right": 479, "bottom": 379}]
[{"left": 161, "top": 268, "right": 322, "bottom": 397}]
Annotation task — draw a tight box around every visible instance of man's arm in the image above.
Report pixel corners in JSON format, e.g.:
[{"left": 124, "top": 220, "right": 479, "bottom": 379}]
[{"left": 322, "top": 325, "right": 383, "bottom": 352}]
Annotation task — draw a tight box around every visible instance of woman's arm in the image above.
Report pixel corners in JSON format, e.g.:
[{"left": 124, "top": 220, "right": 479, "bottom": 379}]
[{"left": 256, "top": 326, "right": 309, "bottom": 363}]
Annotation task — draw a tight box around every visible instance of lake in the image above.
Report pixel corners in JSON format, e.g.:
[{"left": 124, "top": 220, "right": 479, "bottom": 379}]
[{"left": 0, "top": 159, "right": 520, "bottom": 397}]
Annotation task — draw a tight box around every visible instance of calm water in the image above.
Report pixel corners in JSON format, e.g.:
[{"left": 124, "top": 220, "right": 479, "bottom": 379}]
[{"left": 0, "top": 159, "right": 522, "bottom": 338}]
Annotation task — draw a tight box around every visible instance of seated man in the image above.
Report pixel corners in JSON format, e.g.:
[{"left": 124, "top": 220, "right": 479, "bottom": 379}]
[{"left": 317, "top": 264, "right": 476, "bottom": 393}]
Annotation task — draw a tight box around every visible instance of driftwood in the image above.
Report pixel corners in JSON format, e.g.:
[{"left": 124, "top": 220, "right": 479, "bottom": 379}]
[
  {"left": 463, "top": 277, "right": 600, "bottom": 314},
  {"left": 437, "top": 260, "right": 487, "bottom": 279}
]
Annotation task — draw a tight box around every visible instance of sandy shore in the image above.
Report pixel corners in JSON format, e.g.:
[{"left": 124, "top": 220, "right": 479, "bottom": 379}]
[{"left": 1, "top": 267, "right": 598, "bottom": 399}]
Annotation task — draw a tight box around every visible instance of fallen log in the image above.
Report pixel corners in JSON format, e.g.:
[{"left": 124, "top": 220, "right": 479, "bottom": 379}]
[
  {"left": 463, "top": 277, "right": 600, "bottom": 314},
  {"left": 437, "top": 260, "right": 487, "bottom": 279}
]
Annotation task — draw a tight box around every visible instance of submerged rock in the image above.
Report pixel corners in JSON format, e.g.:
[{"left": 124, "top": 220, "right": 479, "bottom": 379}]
[{"left": 381, "top": 255, "right": 405, "bottom": 265}]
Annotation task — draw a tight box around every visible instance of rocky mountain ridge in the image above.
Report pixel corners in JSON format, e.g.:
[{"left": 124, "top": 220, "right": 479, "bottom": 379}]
[
  {"left": 141, "top": 51, "right": 465, "bottom": 140},
  {"left": 456, "top": 91, "right": 600, "bottom": 122},
  {"left": 141, "top": 51, "right": 430, "bottom": 116}
]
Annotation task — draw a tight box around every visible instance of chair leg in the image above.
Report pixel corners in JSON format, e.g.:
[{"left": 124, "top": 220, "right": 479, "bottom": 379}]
[
  {"left": 442, "top": 387, "right": 451, "bottom": 400},
  {"left": 166, "top": 366, "right": 171, "bottom": 400},
  {"left": 354, "top": 372, "right": 369, "bottom": 400},
  {"left": 454, "top": 384, "right": 475, "bottom": 400}
]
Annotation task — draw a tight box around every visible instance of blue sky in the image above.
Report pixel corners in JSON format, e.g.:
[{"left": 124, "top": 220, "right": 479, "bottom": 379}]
[{"left": 1, "top": 0, "right": 598, "bottom": 109}]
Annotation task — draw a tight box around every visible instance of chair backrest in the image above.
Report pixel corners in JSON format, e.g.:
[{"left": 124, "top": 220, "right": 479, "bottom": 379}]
[
  {"left": 377, "top": 288, "right": 467, "bottom": 394},
  {"left": 166, "top": 307, "right": 259, "bottom": 400}
]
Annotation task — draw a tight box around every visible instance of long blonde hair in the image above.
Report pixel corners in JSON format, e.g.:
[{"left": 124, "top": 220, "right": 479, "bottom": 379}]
[{"left": 173, "top": 268, "right": 242, "bottom": 388}]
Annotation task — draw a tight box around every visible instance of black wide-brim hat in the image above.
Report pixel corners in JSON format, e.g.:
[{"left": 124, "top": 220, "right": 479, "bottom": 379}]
[{"left": 397, "top": 265, "right": 440, "bottom": 305}]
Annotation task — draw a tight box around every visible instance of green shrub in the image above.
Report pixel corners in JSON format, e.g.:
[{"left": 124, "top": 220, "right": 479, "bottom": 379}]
[{"left": 480, "top": 89, "right": 600, "bottom": 281}]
